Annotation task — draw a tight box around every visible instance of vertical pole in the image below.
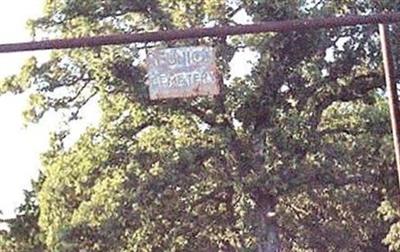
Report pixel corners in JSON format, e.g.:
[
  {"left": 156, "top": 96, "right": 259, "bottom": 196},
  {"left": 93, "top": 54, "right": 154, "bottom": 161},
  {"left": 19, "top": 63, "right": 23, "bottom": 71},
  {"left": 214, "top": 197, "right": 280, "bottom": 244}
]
[{"left": 379, "top": 23, "right": 400, "bottom": 187}]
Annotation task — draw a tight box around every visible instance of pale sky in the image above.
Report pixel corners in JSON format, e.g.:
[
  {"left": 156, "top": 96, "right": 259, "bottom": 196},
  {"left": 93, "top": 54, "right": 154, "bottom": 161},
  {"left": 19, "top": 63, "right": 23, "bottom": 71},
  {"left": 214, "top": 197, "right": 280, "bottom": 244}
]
[
  {"left": 0, "top": 1, "right": 100, "bottom": 219},
  {"left": 0, "top": 1, "right": 255, "bottom": 220}
]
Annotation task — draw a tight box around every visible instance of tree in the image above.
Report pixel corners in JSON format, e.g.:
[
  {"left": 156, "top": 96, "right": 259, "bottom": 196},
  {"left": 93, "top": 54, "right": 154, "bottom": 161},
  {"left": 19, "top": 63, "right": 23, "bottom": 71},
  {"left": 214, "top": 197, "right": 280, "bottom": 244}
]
[{"left": 1, "top": 0, "right": 400, "bottom": 251}]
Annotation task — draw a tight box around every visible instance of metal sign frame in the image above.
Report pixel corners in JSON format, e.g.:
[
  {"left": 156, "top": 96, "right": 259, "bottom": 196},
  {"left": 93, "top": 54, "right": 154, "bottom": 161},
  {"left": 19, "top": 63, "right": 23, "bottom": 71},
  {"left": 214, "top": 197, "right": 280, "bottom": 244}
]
[{"left": 0, "top": 11, "right": 399, "bottom": 187}]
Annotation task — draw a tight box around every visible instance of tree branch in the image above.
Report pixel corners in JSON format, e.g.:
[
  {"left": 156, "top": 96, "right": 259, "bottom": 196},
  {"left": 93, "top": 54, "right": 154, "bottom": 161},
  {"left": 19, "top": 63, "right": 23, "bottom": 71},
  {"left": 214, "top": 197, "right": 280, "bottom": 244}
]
[
  {"left": 309, "top": 72, "right": 383, "bottom": 130},
  {"left": 69, "top": 89, "right": 98, "bottom": 120}
]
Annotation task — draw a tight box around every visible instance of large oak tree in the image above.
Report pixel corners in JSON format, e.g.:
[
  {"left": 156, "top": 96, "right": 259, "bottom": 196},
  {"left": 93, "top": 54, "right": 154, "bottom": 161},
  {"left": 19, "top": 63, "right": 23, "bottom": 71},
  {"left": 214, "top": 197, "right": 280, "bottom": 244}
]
[{"left": 1, "top": 0, "right": 400, "bottom": 251}]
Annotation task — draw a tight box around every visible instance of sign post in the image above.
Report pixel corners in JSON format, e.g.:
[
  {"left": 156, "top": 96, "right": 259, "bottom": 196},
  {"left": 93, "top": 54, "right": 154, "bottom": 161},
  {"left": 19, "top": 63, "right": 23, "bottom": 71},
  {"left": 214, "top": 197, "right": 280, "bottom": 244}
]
[
  {"left": 146, "top": 46, "right": 220, "bottom": 99},
  {"left": 379, "top": 23, "right": 400, "bottom": 187}
]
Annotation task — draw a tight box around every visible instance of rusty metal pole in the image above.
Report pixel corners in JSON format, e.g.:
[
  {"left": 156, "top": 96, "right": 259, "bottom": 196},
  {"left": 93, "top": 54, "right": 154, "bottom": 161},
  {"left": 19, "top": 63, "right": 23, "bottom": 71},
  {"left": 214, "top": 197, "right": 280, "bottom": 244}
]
[
  {"left": 0, "top": 12, "right": 400, "bottom": 53},
  {"left": 379, "top": 23, "right": 400, "bottom": 187}
]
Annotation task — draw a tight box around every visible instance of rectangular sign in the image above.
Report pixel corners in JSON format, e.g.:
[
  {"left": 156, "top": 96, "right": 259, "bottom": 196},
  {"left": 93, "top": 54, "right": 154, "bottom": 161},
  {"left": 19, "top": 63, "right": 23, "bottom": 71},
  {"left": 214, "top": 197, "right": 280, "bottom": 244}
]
[{"left": 146, "top": 46, "right": 220, "bottom": 100}]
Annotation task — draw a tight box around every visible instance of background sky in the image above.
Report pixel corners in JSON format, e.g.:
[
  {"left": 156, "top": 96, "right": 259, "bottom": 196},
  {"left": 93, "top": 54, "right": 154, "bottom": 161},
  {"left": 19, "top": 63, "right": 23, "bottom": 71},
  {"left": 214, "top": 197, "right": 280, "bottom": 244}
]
[
  {"left": 0, "top": 1, "right": 101, "bottom": 219},
  {"left": 0, "top": 1, "right": 255, "bottom": 221},
  {"left": 0, "top": 1, "right": 47, "bottom": 218}
]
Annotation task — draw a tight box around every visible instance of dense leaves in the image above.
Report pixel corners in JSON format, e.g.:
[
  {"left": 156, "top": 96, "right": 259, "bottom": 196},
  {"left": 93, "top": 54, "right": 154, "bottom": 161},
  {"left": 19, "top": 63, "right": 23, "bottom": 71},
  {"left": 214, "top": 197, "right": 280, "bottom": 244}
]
[{"left": 1, "top": 0, "right": 400, "bottom": 251}]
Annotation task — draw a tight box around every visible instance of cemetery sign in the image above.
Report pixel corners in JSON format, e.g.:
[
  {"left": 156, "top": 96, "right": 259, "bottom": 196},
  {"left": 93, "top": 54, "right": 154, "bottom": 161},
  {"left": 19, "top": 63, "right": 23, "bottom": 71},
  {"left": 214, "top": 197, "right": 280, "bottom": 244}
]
[{"left": 146, "top": 46, "right": 220, "bottom": 99}]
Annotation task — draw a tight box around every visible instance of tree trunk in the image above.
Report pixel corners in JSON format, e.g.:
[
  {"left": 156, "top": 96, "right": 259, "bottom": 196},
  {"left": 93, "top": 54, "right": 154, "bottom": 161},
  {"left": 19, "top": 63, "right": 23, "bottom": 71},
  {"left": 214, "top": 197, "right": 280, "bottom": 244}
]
[
  {"left": 251, "top": 187, "right": 280, "bottom": 252},
  {"left": 252, "top": 128, "right": 280, "bottom": 252},
  {"left": 256, "top": 202, "right": 280, "bottom": 252}
]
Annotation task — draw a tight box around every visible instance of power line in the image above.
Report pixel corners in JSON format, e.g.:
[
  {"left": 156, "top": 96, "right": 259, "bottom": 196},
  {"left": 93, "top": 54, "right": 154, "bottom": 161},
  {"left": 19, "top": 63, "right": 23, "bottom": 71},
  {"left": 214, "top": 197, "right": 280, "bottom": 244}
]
[{"left": 0, "top": 12, "right": 399, "bottom": 53}]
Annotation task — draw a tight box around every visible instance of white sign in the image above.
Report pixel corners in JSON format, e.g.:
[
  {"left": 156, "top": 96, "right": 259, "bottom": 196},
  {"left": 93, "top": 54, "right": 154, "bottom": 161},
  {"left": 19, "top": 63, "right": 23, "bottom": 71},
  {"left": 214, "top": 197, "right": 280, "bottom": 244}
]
[{"left": 146, "top": 46, "right": 220, "bottom": 100}]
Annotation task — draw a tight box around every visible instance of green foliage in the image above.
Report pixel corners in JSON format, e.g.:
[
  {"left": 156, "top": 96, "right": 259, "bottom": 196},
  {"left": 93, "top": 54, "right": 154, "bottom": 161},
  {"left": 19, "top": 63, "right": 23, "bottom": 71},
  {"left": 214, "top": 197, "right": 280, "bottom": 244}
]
[{"left": 2, "top": 0, "right": 400, "bottom": 251}]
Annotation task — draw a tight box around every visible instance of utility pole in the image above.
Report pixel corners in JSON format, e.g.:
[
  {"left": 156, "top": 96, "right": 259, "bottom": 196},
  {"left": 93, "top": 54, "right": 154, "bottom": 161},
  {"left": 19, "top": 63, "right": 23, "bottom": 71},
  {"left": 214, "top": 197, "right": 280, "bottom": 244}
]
[{"left": 379, "top": 23, "right": 400, "bottom": 187}]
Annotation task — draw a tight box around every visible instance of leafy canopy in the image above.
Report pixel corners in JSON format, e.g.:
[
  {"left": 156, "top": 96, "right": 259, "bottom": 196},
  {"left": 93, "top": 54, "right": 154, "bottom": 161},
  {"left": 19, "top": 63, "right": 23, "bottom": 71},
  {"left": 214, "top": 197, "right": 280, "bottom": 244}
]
[{"left": 1, "top": 0, "right": 400, "bottom": 251}]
